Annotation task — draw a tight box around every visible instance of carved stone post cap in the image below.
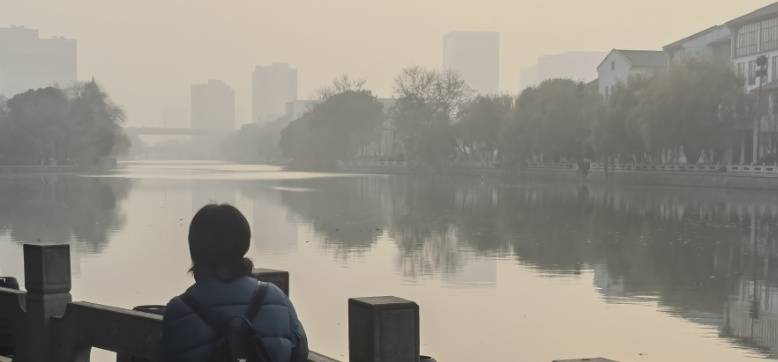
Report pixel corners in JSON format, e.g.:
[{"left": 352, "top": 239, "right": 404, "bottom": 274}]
[
  {"left": 251, "top": 268, "right": 290, "bottom": 296},
  {"left": 349, "top": 296, "right": 418, "bottom": 309},
  {"left": 348, "top": 296, "right": 420, "bottom": 362},
  {"left": 23, "top": 244, "right": 71, "bottom": 294}
]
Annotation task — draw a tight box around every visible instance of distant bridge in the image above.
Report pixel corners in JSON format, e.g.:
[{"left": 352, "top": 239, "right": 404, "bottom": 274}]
[{"left": 124, "top": 126, "right": 231, "bottom": 136}]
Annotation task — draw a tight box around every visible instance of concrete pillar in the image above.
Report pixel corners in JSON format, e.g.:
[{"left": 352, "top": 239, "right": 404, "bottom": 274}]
[
  {"left": 348, "top": 296, "right": 419, "bottom": 362},
  {"left": 22, "top": 244, "right": 72, "bottom": 362},
  {"left": 252, "top": 268, "right": 290, "bottom": 296}
]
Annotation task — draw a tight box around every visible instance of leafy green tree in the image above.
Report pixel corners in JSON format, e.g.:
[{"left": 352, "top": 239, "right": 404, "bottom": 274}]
[
  {"left": 3, "top": 87, "right": 69, "bottom": 165},
  {"left": 591, "top": 79, "right": 646, "bottom": 167},
  {"left": 504, "top": 79, "right": 596, "bottom": 164},
  {"left": 66, "top": 81, "right": 129, "bottom": 165},
  {"left": 391, "top": 66, "right": 472, "bottom": 165},
  {"left": 0, "top": 82, "right": 128, "bottom": 166},
  {"left": 457, "top": 95, "right": 514, "bottom": 162},
  {"left": 280, "top": 79, "right": 384, "bottom": 169},
  {"left": 223, "top": 118, "right": 289, "bottom": 163},
  {"left": 635, "top": 59, "right": 749, "bottom": 163}
]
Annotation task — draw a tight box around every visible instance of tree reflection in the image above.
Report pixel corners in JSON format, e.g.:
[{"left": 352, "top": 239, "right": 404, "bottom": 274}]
[
  {"left": 0, "top": 175, "right": 130, "bottom": 253},
  {"left": 277, "top": 177, "right": 385, "bottom": 258},
  {"left": 276, "top": 175, "right": 778, "bottom": 356}
]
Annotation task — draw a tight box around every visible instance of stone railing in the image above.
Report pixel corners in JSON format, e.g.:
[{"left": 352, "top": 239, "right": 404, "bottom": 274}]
[
  {"left": 337, "top": 160, "right": 410, "bottom": 171},
  {"left": 0, "top": 244, "right": 426, "bottom": 362},
  {"left": 526, "top": 161, "right": 778, "bottom": 177},
  {"left": 337, "top": 159, "right": 500, "bottom": 172}
]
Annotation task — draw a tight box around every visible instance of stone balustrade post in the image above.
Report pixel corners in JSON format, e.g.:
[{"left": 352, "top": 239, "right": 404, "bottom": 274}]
[
  {"left": 348, "top": 296, "right": 419, "bottom": 362},
  {"left": 252, "top": 268, "right": 290, "bottom": 296},
  {"left": 22, "top": 244, "right": 72, "bottom": 362}
]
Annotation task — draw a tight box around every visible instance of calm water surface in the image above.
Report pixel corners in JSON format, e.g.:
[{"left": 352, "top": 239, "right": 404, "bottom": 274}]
[{"left": 1, "top": 161, "right": 778, "bottom": 361}]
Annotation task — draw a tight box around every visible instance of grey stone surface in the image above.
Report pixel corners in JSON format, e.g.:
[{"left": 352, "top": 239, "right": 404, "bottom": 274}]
[
  {"left": 252, "top": 268, "right": 290, "bottom": 296},
  {"left": 348, "top": 296, "right": 419, "bottom": 362},
  {"left": 23, "top": 244, "right": 71, "bottom": 294},
  {"left": 23, "top": 244, "right": 73, "bottom": 362},
  {"left": 4, "top": 244, "right": 422, "bottom": 362},
  {"left": 308, "top": 351, "right": 341, "bottom": 362},
  {"left": 0, "top": 287, "right": 25, "bottom": 359},
  {"left": 52, "top": 302, "right": 163, "bottom": 361}
]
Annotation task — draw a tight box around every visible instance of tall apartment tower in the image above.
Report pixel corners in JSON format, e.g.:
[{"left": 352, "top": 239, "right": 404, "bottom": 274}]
[
  {"left": 443, "top": 31, "right": 500, "bottom": 95},
  {"left": 0, "top": 26, "right": 77, "bottom": 97},
  {"left": 252, "top": 63, "right": 298, "bottom": 123},
  {"left": 190, "top": 80, "right": 235, "bottom": 131}
]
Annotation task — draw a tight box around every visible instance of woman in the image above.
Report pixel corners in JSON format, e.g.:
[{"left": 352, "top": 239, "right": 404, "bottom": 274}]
[{"left": 162, "top": 204, "right": 308, "bottom": 362}]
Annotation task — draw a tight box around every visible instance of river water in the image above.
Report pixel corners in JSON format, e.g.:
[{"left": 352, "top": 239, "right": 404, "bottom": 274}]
[{"left": 1, "top": 161, "right": 778, "bottom": 361}]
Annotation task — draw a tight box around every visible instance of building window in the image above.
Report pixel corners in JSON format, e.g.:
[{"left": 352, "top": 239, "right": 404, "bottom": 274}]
[
  {"left": 749, "top": 60, "right": 757, "bottom": 86},
  {"left": 737, "top": 22, "right": 761, "bottom": 57},
  {"left": 611, "top": 61, "right": 615, "bottom": 71},
  {"left": 762, "top": 18, "right": 778, "bottom": 53},
  {"left": 736, "top": 18, "right": 778, "bottom": 57}
]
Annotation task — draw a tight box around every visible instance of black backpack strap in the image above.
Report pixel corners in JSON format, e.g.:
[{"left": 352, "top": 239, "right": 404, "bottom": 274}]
[
  {"left": 180, "top": 293, "right": 225, "bottom": 334},
  {"left": 245, "top": 282, "right": 274, "bottom": 362},
  {"left": 245, "top": 282, "right": 269, "bottom": 320}
]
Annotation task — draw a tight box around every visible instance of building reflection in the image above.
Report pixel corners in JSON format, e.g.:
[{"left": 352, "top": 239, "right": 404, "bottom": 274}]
[
  {"left": 237, "top": 183, "right": 299, "bottom": 254},
  {"left": 191, "top": 180, "right": 236, "bottom": 214}
]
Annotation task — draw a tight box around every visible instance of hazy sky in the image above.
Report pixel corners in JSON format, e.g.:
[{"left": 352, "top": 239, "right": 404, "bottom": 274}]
[{"left": 1, "top": 0, "right": 772, "bottom": 127}]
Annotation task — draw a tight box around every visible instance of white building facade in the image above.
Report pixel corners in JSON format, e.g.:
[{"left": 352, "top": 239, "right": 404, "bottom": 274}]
[
  {"left": 596, "top": 49, "right": 667, "bottom": 98},
  {"left": 726, "top": 3, "right": 778, "bottom": 163},
  {"left": 664, "top": 26, "right": 732, "bottom": 64}
]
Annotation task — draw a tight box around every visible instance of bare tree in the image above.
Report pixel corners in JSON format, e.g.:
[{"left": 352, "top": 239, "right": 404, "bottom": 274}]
[{"left": 318, "top": 74, "right": 367, "bottom": 100}]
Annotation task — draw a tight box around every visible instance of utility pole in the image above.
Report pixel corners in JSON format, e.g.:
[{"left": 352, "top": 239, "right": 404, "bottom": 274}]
[{"left": 754, "top": 55, "right": 768, "bottom": 163}]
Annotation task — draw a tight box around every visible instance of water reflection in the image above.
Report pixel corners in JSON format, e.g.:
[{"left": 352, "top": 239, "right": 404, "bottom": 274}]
[
  {"left": 276, "top": 177, "right": 384, "bottom": 256},
  {"left": 3, "top": 166, "right": 778, "bottom": 359},
  {"left": 0, "top": 175, "right": 130, "bottom": 252},
  {"left": 239, "top": 183, "right": 299, "bottom": 254},
  {"left": 274, "top": 175, "right": 778, "bottom": 357}
]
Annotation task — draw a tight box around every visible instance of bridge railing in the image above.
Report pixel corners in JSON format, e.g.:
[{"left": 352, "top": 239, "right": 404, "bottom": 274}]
[
  {"left": 525, "top": 161, "right": 778, "bottom": 177},
  {"left": 0, "top": 244, "right": 424, "bottom": 362}
]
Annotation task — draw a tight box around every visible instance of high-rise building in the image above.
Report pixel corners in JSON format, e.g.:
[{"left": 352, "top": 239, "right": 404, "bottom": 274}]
[
  {"left": 190, "top": 79, "right": 235, "bottom": 131},
  {"left": 519, "top": 51, "right": 607, "bottom": 91},
  {"left": 252, "top": 63, "right": 298, "bottom": 123},
  {"left": 0, "top": 26, "right": 77, "bottom": 97},
  {"left": 443, "top": 31, "right": 500, "bottom": 94}
]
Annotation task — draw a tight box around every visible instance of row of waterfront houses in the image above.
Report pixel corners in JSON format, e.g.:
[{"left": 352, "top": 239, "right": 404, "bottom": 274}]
[
  {"left": 354, "top": 3, "right": 778, "bottom": 165},
  {"left": 596, "top": 2, "right": 778, "bottom": 164}
]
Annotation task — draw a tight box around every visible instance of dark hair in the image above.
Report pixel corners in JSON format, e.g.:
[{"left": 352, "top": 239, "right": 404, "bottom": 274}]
[{"left": 188, "top": 204, "right": 254, "bottom": 281}]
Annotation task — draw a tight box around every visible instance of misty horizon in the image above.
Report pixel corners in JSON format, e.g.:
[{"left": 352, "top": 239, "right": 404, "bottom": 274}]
[{"left": 1, "top": 0, "right": 772, "bottom": 128}]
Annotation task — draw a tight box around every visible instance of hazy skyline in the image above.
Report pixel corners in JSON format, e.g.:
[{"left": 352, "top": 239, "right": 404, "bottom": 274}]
[{"left": 1, "top": 0, "right": 772, "bottom": 127}]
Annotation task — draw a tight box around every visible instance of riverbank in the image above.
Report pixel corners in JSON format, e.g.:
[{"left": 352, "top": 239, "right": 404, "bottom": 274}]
[
  {"left": 337, "top": 160, "right": 778, "bottom": 191},
  {"left": 0, "top": 165, "right": 85, "bottom": 175},
  {"left": 0, "top": 159, "right": 120, "bottom": 176}
]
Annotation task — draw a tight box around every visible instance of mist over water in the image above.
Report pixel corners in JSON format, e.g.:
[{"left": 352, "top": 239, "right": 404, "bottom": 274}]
[{"left": 1, "top": 161, "right": 778, "bottom": 361}]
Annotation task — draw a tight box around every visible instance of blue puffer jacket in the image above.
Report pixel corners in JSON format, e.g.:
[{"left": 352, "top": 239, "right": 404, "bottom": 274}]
[{"left": 162, "top": 276, "right": 308, "bottom": 362}]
